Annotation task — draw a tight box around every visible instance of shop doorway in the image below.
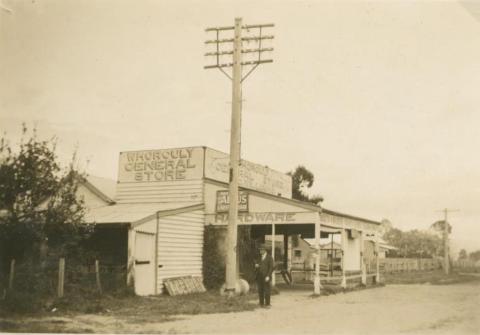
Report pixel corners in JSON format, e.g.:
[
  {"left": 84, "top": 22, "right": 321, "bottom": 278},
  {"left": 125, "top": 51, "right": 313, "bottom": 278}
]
[{"left": 134, "top": 231, "right": 156, "bottom": 295}]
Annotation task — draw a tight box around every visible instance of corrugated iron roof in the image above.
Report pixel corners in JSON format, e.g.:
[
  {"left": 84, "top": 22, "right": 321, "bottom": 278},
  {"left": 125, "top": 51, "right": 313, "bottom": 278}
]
[
  {"left": 84, "top": 202, "right": 202, "bottom": 224},
  {"left": 304, "top": 238, "right": 342, "bottom": 247},
  {"left": 379, "top": 244, "right": 398, "bottom": 251},
  {"left": 364, "top": 236, "right": 387, "bottom": 244},
  {"left": 364, "top": 236, "right": 397, "bottom": 250}
]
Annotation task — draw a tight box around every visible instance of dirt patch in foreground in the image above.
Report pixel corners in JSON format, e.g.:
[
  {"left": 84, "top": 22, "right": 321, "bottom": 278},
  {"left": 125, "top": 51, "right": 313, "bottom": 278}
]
[{"left": 1, "top": 280, "right": 479, "bottom": 334}]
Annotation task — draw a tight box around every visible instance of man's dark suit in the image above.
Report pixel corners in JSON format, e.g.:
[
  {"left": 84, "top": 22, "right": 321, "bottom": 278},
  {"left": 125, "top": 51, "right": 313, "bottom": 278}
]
[{"left": 255, "top": 252, "right": 274, "bottom": 306}]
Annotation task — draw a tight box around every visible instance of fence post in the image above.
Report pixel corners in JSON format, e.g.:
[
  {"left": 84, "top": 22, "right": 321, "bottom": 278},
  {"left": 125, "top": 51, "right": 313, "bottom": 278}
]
[
  {"left": 58, "top": 258, "right": 65, "bottom": 298},
  {"left": 8, "top": 259, "right": 15, "bottom": 289},
  {"left": 95, "top": 260, "right": 103, "bottom": 294}
]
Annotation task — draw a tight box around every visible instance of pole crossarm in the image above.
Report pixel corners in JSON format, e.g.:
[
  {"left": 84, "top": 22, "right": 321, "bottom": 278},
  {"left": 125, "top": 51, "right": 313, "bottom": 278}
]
[
  {"left": 204, "top": 19, "right": 274, "bottom": 80},
  {"left": 205, "top": 48, "right": 273, "bottom": 57},
  {"left": 243, "top": 23, "right": 275, "bottom": 29},
  {"left": 205, "top": 38, "right": 235, "bottom": 44},
  {"left": 205, "top": 23, "right": 275, "bottom": 32},
  {"left": 204, "top": 59, "right": 273, "bottom": 69},
  {"left": 205, "top": 26, "right": 234, "bottom": 32},
  {"left": 205, "top": 36, "right": 274, "bottom": 44},
  {"left": 436, "top": 209, "right": 460, "bottom": 215},
  {"left": 205, "top": 50, "right": 234, "bottom": 56},
  {"left": 242, "top": 47, "right": 274, "bottom": 54},
  {"left": 242, "top": 35, "right": 274, "bottom": 42}
]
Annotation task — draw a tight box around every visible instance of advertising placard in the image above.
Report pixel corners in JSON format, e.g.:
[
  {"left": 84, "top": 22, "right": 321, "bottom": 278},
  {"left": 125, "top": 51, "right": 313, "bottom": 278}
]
[
  {"left": 204, "top": 148, "right": 292, "bottom": 198},
  {"left": 216, "top": 190, "right": 249, "bottom": 213}
]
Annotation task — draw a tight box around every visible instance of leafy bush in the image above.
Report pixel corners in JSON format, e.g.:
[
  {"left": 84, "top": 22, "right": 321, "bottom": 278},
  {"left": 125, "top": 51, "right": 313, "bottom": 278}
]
[
  {"left": 238, "top": 226, "right": 258, "bottom": 283},
  {"left": 202, "top": 225, "right": 258, "bottom": 290},
  {"left": 0, "top": 125, "right": 94, "bottom": 275},
  {"left": 202, "top": 226, "right": 226, "bottom": 289}
]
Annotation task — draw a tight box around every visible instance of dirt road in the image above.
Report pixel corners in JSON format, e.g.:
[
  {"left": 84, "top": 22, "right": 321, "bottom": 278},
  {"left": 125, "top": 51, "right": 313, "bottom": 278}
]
[
  {"left": 2, "top": 282, "right": 479, "bottom": 334},
  {"left": 140, "top": 283, "right": 480, "bottom": 335}
]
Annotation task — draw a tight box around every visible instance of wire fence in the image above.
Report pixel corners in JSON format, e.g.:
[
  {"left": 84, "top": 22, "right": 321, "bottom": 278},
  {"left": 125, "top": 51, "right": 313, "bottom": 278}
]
[{"left": 1, "top": 257, "right": 127, "bottom": 299}]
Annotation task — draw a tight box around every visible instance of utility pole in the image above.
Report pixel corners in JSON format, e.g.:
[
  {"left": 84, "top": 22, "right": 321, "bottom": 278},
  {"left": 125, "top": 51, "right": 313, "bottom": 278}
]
[
  {"left": 436, "top": 208, "right": 459, "bottom": 275},
  {"left": 204, "top": 18, "right": 274, "bottom": 294}
]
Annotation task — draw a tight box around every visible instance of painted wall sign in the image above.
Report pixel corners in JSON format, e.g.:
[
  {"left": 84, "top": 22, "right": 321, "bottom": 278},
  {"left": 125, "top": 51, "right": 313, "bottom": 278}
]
[
  {"left": 216, "top": 190, "right": 249, "bottom": 213},
  {"left": 214, "top": 212, "right": 297, "bottom": 224},
  {"left": 204, "top": 148, "right": 292, "bottom": 198},
  {"left": 118, "top": 147, "right": 204, "bottom": 183}
]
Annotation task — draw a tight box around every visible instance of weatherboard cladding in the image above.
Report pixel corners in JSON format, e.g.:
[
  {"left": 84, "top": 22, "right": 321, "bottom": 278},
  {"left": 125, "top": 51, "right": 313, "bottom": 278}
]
[
  {"left": 156, "top": 210, "right": 205, "bottom": 292},
  {"left": 115, "top": 180, "right": 204, "bottom": 204}
]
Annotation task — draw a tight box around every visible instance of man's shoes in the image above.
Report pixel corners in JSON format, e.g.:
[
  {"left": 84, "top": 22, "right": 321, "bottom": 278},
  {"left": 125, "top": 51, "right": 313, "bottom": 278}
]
[{"left": 264, "top": 305, "right": 271, "bottom": 309}]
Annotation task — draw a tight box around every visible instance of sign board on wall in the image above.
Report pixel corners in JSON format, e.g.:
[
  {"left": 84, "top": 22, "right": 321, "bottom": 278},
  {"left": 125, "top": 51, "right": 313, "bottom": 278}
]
[
  {"left": 214, "top": 212, "right": 296, "bottom": 224},
  {"left": 205, "top": 211, "right": 319, "bottom": 226},
  {"left": 216, "top": 190, "right": 249, "bottom": 213},
  {"left": 204, "top": 148, "right": 292, "bottom": 198},
  {"left": 117, "top": 146, "right": 293, "bottom": 198},
  {"left": 118, "top": 147, "right": 204, "bottom": 183}
]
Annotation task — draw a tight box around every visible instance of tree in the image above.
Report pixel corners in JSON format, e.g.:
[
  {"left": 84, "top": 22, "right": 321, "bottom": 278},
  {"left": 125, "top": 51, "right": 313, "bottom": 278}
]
[
  {"left": 469, "top": 250, "right": 480, "bottom": 262},
  {"left": 287, "top": 166, "right": 323, "bottom": 204},
  {"left": 458, "top": 249, "right": 467, "bottom": 260},
  {"left": 0, "top": 125, "right": 92, "bottom": 270},
  {"left": 383, "top": 227, "right": 442, "bottom": 258},
  {"left": 430, "top": 220, "right": 452, "bottom": 234},
  {"left": 380, "top": 219, "right": 393, "bottom": 235}
]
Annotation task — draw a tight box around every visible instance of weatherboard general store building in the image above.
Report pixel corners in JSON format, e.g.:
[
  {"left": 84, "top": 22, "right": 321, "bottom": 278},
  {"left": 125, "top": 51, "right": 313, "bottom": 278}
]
[{"left": 83, "top": 146, "right": 383, "bottom": 296}]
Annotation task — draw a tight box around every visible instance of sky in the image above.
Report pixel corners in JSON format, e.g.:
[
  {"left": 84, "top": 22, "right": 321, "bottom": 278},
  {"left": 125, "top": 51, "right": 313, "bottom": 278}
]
[{"left": 1, "top": 0, "right": 480, "bottom": 254}]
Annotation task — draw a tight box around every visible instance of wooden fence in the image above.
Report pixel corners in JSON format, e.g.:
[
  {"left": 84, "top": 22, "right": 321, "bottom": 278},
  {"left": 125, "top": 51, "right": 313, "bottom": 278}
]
[
  {"left": 373, "top": 258, "right": 441, "bottom": 273},
  {"left": 453, "top": 259, "right": 480, "bottom": 271},
  {"left": 284, "top": 258, "right": 441, "bottom": 284}
]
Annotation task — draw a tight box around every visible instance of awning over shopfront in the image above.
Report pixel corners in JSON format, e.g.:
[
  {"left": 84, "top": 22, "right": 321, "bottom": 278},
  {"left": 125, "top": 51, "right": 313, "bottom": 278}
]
[
  {"left": 204, "top": 179, "right": 381, "bottom": 235},
  {"left": 85, "top": 202, "right": 203, "bottom": 225}
]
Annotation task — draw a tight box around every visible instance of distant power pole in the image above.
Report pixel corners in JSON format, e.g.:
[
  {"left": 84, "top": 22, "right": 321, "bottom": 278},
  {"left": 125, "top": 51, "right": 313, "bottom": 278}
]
[
  {"left": 436, "top": 208, "right": 459, "bottom": 275},
  {"left": 204, "top": 18, "right": 274, "bottom": 294}
]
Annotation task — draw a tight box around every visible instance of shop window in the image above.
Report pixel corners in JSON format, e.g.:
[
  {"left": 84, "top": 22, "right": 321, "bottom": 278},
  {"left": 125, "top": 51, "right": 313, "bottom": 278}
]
[{"left": 294, "top": 250, "right": 302, "bottom": 258}]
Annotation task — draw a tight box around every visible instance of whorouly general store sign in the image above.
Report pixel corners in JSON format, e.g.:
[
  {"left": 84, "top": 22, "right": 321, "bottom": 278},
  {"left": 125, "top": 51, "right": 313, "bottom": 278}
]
[
  {"left": 117, "top": 147, "right": 292, "bottom": 198},
  {"left": 118, "top": 147, "right": 204, "bottom": 183}
]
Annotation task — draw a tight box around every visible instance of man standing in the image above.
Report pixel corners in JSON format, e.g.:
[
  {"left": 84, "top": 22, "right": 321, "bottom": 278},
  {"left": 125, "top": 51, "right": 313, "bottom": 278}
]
[{"left": 255, "top": 245, "right": 274, "bottom": 308}]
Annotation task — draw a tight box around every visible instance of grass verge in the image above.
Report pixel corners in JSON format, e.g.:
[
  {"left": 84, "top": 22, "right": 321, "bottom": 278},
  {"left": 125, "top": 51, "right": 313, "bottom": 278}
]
[
  {"left": 0, "top": 290, "right": 258, "bottom": 332},
  {"left": 103, "top": 291, "right": 257, "bottom": 319},
  {"left": 1, "top": 289, "right": 257, "bottom": 317},
  {"left": 383, "top": 270, "right": 480, "bottom": 285}
]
